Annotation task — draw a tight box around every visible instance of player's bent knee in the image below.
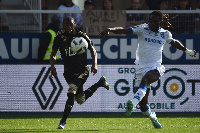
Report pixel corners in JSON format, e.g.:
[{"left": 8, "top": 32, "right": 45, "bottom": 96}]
[
  {"left": 68, "top": 83, "right": 78, "bottom": 94},
  {"left": 75, "top": 94, "right": 85, "bottom": 105}
]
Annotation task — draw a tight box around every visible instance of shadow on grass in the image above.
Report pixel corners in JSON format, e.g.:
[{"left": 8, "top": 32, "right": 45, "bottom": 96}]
[
  {"left": 0, "top": 129, "right": 57, "bottom": 133},
  {"left": 0, "top": 112, "right": 200, "bottom": 119},
  {"left": 0, "top": 129, "right": 122, "bottom": 132}
]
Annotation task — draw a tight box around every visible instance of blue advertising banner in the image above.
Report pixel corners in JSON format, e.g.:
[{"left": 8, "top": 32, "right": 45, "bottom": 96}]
[
  {"left": 0, "top": 33, "right": 42, "bottom": 63},
  {"left": 0, "top": 33, "right": 199, "bottom": 64}
]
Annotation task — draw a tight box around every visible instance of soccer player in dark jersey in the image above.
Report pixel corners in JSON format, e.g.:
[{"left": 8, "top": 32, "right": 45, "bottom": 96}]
[{"left": 50, "top": 16, "right": 110, "bottom": 129}]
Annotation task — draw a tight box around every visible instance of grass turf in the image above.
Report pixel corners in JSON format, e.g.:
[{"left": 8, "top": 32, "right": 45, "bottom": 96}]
[{"left": 0, "top": 113, "right": 199, "bottom": 133}]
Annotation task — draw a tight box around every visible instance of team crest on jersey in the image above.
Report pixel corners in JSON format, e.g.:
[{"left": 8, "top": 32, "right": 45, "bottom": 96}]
[{"left": 160, "top": 32, "right": 165, "bottom": 38}]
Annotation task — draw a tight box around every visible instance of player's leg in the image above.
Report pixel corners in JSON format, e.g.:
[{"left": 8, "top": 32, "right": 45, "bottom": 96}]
[
  {"left": 58, "top": 92, "right": 75, "bottom": 129},
  {"left": 126, "top": 70, "right": 159, "bottom": 116},
  {"left": 132, "top": 70, "right": 159, "bottom": 108},
  {"left": 58, "top": 72, "right": 79, "bottom": 129},
  {"left": 139, "top": 65, "right": 165, "bottom": 129},
  {"left": 74, "top": 66, "right": 110, "bottom": 105},
  {"left": 126, "top": 72, "right": 142, "bottom": 116},
  {"left": 83, "top": 66, "right": 110, "bottom": 100},
  {"left": 74, "top": 76, "right": 110, "bottom": 105},
  {"left": 75, "top": 86, "right": 85, "bottom": 105},
  {"left": 84, "top": 76, "right": 110, "bottom": 100},
  {"left": 74, "top": 67, "right": 89, "bottom": 105},
  {"left": 139, "top": 88, "right": 162, "bottom": 129}
]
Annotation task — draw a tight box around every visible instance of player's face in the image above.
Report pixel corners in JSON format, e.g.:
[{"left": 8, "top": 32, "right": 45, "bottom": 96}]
[
  {"left": 149, "top": 15, "right": 162, "bottom": 32},
  {"left": 63, "top": 21, "right": 75, "bottom": 34}
]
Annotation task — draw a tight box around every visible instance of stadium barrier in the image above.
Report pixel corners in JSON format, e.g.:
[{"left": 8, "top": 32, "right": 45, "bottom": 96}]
[{"left": 0, "top": 10, "right": 200, "bottom": 33}]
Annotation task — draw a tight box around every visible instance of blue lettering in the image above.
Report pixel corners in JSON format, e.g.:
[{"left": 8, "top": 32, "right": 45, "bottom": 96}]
[
  {"left": 157, "top": 40, "right": 162, "bottom": 44},
  {"left": 134, "top": 95, "right": 140, "bottom": 101},
  {"left": 151, "top": 39, "right": 156, "bottom": 43},
  {"left": 145, "top": 37, "right": 163, "bottom": 44}
]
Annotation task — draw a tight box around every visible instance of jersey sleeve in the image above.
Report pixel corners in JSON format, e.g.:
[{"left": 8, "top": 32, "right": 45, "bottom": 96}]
[
  {"left": 82, "top": 33, "right": 93, "bottom": 50},
  {"left": 129, "top": 24, "right": 144, "bottom": 34},
  {"left": 165, "top": 30, "right": 174, "bottom": 44},
  {"left": 86, "top": 38, "right": 93, "bottom": 50}
]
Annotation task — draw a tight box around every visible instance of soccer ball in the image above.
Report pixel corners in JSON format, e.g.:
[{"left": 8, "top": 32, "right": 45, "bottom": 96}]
[{"left": 71, "top": 37, "right": 88, "bottom": 54}]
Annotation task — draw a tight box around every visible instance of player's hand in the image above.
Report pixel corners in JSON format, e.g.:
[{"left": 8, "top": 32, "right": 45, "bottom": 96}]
[
  {"left": 185, "top": 49, "right": 196, "bottom": 57},
  {"left": 191, "top": 50, "right": 196, "bottom": 57},
  {"left": 51, "top": 67, "right": 57, "bottom": 77},
  {"left": 99, "top": 29, "right": 110, "bottom": 40},
  {"left": 91, "top": 65, "right": 98, "bottom": 76}
]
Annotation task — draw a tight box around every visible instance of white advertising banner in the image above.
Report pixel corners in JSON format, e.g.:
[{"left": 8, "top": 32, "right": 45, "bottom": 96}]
[{"left": 0, "top": 64, "right": 199, "bottom": 112}]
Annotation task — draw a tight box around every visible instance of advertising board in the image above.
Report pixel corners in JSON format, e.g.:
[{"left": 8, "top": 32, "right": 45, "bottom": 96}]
[{"left": 0, "top": 64, "right": 199, "bottom": 112}]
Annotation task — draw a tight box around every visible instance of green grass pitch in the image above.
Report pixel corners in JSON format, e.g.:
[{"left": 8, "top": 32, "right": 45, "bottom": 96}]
[{"left": 0, "top": 113, "right": 199, "bottom": 133}]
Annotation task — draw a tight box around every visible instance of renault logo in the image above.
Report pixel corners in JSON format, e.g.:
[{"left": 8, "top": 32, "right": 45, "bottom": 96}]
[{"left": 32, "top": 67, "right": 63, "bottom": 110}]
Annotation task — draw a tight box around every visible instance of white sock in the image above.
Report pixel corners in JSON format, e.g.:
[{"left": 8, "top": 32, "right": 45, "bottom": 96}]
[
  {"left": 149, "top": 112, "right": 157, "bottom": 121},
  {"left": 132, "top": 86, "right": 147, "bottom": 108},
  {"left": 141, "top": 105, "right": 157, "bottom": 121},
  {"left": 141, "top": 104, "right": 151, "bottom": 116}
]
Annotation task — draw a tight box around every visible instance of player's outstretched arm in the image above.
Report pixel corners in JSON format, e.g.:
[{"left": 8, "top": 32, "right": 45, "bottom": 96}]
[
  {"left": 171, "top": 40, "right": 196, "bottom": 57},
  {"left": 99, "top": 27, "right": 131, "bottom": 40}
]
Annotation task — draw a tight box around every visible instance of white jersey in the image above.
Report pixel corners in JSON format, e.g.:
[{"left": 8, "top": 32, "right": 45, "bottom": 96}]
[
  {"left": 129, "top": 23, "right": 174, "bottom": 67},
  {"left": 58, "top": 4, "right": 82, "bottom": 29}
]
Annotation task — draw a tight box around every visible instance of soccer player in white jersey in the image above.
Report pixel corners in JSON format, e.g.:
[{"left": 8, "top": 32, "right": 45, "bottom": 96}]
[{"left": 99, "top": 10, "right": 196, "bottom": 129}]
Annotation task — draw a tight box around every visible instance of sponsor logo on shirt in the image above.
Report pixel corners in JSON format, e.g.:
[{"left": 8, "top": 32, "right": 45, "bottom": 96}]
[{"left": 145, "top": 37, "right": 163, "bottom": 44}]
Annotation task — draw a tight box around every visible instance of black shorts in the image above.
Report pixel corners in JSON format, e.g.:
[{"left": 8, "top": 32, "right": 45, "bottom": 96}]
[{"left": 63, "top": 66, "right": 89, "bottom": 95}]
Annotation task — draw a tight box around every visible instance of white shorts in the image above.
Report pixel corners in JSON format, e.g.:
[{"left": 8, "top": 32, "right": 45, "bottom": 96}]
[{"left": 134, "top": 65, "right": 165, "bottom": 88}]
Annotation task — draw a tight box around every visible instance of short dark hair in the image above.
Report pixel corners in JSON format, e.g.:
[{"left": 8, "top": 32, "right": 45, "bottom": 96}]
[
  {"left": 150, "top": 10, "right": 163, "bottom": 20},
  {"left": 63, "top": 16, "right": 75, "bottom": 25}
]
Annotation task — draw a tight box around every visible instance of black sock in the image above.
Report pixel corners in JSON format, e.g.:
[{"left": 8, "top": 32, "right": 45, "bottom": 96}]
[
  {"left": 84, "top": 82, "right": 99, "bottom": 100},
  {"left": 60, "top": 93, "right": 74, "bottom": 123}
]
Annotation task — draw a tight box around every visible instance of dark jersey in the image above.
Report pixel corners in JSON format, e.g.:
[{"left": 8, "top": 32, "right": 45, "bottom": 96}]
[{"left": 52, "top": 29, "right": 93, "bottom": 73}]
